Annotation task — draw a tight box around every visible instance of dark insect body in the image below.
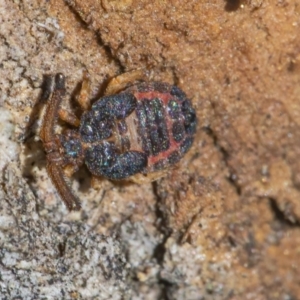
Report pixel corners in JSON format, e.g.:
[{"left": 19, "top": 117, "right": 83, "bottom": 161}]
[{"left": 40, "top": 72, "right": 197, "bottom": 210}]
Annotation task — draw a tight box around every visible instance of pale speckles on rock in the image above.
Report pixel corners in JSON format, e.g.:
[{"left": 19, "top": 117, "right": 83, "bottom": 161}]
[
  {"left": 0, "top": 108, "right": 19, "bottom": 172},
  {"left": 0, "top": 163, "right": 130, "bottom": 299}
]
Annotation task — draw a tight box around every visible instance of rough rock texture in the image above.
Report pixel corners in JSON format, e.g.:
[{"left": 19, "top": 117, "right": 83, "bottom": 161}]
[
  {"left": 0, "top": 162, "right": 129, "bottom": 299},
  {"left": 1, "top": 0, "right": 300, "bottom": 299}
]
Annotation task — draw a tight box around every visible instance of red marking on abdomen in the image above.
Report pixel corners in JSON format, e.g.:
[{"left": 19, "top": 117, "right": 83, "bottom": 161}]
[
  {"left": 133, "top": 90, "right": 184, "bottom": 168},
  {"left": 147, "top": 137, "right": 180, "bottom": 166},
  {"left": 134, "top": 91, "right": 172, "bottom": 106}
]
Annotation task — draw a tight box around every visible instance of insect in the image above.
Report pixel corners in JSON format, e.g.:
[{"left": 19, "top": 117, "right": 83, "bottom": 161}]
[{"left": 39, "top": 70, "right": 197, "bottom": 210}]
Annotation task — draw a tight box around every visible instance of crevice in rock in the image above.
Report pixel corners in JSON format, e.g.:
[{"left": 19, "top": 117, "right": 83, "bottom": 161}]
[
  {"left": 96, "top": 33, "right": 124, "bottom": 70},
  {"left": 224, "top": 0, "right": 243, "bottom": 12},
  {"left": 151, "top": 181, "right": 174, "bottom": 300},
  {"left": 151, "top": 181, "right": 172, "bottom": 264},
  {"left": 64, "top": 1, "right": 122, "bottom": 72},
  {"left": 203, "top": 126, "right": 242, "bottom": 196},
  {"left": 157, "top": 278, "right": 173, "bottom": 300},
  {"left": 269, "top": 198, "right": 300, "bottom": 228}
]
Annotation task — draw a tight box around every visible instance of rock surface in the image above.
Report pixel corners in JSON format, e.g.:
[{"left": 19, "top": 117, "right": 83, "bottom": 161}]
[{"left": 0, "top": 0, "right": 300, "bottom": 299}]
